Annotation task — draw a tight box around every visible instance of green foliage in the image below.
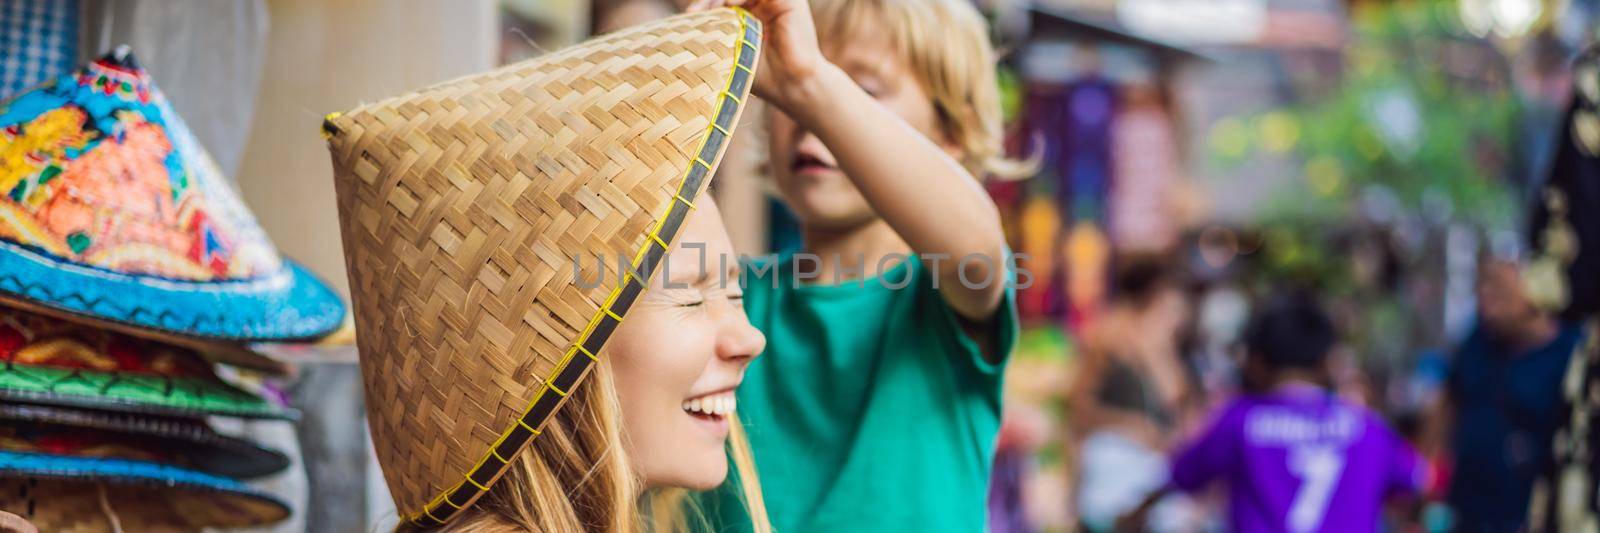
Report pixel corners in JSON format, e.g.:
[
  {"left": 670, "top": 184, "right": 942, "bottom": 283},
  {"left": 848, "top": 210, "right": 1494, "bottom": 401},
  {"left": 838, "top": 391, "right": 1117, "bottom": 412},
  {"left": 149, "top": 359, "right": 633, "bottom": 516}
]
[
  {"left": 1212, "top": 0, "right": 1528, "bottom": 362},
  {"left": 1216, "top": 0, "right": 1522, "bottom": 236}
]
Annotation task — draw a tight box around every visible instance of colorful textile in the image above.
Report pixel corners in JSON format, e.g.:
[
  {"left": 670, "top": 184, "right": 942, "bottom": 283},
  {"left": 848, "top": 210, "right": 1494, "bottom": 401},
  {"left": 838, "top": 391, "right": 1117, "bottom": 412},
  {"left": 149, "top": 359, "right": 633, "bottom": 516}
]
[
  {"left": 0, "top": 49, "right": 343, "bottom": 340},
  {"left": 1169, "top": 385, "right": 1425, "bottom": 533},
  {"left": 0, "top": 305, "right": 290, "bottom": 419},
  {"left": 0, "top": 449, "right": 289, "bottom": 525},
  {"left": 0, "top": 421, "right": 174, "bottom": 464},
  {"left": 0, "top": 0, "right": 76, "bottom": 100},
  {"left": 0, "top": 403, "right": 288, "bottom": 478}
]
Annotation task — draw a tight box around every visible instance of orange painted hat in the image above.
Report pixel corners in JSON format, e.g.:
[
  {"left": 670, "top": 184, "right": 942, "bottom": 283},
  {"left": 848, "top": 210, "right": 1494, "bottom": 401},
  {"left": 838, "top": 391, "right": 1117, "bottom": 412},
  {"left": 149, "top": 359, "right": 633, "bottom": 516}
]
[{"left": 0, "top": 47, "right": 345, "bottom": 342}]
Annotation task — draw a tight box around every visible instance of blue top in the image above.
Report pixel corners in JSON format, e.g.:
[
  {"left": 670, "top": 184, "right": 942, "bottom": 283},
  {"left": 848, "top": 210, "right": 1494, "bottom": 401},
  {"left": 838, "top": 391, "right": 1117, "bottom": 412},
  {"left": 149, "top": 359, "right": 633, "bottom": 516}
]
[{"left": 1447, "top": 320, "right": 1584, "bottom": 531}]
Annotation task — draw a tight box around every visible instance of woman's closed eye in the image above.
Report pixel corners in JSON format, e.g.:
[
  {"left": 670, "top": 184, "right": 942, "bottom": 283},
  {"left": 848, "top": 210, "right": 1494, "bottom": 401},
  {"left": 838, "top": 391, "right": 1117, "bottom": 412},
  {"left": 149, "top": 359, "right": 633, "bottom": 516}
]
[{"left": 678, "top": 292, "right": 742, "bottom": 309}]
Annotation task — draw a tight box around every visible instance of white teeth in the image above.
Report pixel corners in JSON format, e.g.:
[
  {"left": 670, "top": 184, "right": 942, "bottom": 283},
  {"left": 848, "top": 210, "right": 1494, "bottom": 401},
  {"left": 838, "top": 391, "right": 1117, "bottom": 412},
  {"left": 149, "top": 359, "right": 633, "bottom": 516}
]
[{"left": 682, "top": 392, "right": 736, "bottom": 416}]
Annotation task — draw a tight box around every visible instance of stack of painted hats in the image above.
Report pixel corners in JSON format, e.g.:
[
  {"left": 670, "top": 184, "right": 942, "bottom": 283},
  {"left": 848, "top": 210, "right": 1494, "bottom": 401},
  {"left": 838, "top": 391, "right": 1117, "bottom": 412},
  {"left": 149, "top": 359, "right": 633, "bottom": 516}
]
[{"left": 0, "top": 47, "right": 345, "bottom": 530}]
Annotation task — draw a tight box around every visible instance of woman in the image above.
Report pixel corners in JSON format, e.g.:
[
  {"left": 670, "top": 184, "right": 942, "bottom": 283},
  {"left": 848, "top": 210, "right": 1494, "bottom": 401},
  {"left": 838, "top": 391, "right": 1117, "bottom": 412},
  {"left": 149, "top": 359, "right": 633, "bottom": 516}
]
[
  {"left": 445, "top": 199, "right": 769, "bottom": 532},
  {"left": 1067, "top": 255, "right": 1199, "bottom": 531},
  {"left": 324, "top": 9, "right": 772, "bottom": 531}
]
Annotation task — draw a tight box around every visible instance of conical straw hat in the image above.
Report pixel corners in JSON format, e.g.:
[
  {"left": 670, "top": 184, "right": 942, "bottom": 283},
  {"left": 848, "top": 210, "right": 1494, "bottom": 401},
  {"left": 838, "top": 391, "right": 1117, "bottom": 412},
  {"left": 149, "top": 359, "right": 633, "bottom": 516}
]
[
  {"left": 323, "top": 8, "right": 759, "bottom": 526},
  {"left": 0, "top": 48, "right": 345, "bottom": 344}
]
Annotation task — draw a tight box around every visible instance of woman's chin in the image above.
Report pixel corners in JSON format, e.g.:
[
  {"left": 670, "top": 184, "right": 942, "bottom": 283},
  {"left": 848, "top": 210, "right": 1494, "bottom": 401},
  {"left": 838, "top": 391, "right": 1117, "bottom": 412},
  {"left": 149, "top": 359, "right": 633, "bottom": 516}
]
[{"left": 673, "top": 457, "right": 730, "bottom": 491}]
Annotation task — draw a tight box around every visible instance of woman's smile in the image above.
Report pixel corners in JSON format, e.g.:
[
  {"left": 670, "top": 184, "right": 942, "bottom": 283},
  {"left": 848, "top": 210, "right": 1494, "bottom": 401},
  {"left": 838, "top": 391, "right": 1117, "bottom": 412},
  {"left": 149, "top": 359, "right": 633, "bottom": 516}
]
[{"left": 682, "top": 389, "right": 738, "bottom": 437}]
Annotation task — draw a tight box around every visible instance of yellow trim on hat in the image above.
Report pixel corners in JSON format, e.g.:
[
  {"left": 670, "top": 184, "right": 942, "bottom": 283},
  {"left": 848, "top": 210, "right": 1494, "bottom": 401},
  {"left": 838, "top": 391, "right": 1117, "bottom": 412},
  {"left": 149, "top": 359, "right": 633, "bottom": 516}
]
[{"left": 401, "top": 8, "right": 760, "bottom": 526}]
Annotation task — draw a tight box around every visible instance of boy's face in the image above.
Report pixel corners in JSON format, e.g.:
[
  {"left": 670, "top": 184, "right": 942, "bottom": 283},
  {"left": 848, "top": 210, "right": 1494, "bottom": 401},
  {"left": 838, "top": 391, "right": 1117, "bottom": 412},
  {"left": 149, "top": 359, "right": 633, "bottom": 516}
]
[{"left": 767, "top": 31, "right": 960, "bottom": 230}]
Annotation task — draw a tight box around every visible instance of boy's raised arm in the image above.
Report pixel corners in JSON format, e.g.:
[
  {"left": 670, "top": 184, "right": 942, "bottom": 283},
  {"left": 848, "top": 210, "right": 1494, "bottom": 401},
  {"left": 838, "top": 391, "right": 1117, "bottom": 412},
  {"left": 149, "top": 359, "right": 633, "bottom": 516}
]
[
  {"left": 713, "top": 0, "right": 1011, "bottom": 323},
  {"left": 779, "top": 64, "right": 1009, "bottom": 322}
]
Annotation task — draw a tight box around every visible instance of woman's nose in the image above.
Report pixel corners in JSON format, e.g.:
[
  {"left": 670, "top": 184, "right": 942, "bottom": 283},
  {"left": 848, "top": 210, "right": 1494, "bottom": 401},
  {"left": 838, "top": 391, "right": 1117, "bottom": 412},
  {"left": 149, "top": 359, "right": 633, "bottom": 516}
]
[{"left": 716, "top": 310, "right": 765, "bottom": 363}]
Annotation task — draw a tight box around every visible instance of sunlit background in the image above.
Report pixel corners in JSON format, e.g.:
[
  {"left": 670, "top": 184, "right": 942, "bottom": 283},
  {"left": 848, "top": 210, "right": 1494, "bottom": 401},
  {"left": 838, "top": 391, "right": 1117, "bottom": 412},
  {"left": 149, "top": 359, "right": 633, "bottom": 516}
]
[{"left": 5, "top": 0, "right": 1591, "bottom": 531}]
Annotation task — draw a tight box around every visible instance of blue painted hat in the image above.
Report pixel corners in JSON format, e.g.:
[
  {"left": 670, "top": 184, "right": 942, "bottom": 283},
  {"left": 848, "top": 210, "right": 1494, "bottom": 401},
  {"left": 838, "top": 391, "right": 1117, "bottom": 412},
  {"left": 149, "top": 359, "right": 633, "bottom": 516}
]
[
  {"left": 0, "top": 47, "right": 344, "bottom": 341},
  {"left": 0, "top": 451, "right": 290, "bottom": 529},
  {"left": 0, "top": 404, "right": 289, "bottom": 479}
]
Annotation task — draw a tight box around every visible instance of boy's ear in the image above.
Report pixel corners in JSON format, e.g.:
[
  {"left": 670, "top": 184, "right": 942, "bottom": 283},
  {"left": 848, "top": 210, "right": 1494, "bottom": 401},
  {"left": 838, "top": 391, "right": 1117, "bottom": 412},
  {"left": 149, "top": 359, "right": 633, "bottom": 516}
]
[
  {"left": 940, "top": 141, "right": 965, "bottom": 163},
  {"left": 935, "top": 133, "right": 967, "bottom": 167},
  {"left": 932, "top": 109, "right": 965, "bottom": 160}
]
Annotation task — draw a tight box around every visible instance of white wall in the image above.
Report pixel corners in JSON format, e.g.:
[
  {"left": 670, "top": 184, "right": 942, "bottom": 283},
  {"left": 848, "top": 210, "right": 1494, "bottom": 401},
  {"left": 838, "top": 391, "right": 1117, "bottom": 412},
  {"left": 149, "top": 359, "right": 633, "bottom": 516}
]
[{"left": 237, "top": 0, "right": 498, "bottom": 298}]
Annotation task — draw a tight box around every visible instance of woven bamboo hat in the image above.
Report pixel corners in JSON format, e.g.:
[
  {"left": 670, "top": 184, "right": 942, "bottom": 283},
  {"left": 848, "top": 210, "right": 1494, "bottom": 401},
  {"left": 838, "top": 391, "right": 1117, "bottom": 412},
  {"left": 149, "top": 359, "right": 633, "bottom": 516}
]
[
  {"left": 323, "top": 8, "right": 760, "bottom": 526},
  {"left": 0, "top": 48, "right": 345, "bottom": 344}
]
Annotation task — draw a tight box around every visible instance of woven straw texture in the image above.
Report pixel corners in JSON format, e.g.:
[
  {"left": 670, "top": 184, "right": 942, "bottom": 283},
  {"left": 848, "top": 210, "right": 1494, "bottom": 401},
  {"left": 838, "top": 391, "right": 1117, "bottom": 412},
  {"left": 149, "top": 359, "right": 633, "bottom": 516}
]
[{"left": 324, "top": 8, "right": 759, "bottom": 525}]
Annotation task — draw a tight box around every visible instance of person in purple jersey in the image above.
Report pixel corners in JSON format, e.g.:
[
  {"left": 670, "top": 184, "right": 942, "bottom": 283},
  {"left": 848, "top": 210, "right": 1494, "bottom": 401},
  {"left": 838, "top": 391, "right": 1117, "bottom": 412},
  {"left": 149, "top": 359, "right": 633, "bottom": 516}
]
[{"left": 1120, "top": 292, "right": 1428, "bottom": 533}]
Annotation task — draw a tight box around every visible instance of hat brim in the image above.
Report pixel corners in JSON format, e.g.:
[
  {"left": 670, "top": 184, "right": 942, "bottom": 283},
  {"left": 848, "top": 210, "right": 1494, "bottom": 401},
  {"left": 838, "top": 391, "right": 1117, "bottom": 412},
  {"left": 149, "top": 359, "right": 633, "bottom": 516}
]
[
  {"left": 0, "top": 404, "right": 289, "bottom": 479},
  {"left": 0, "top": 298, "right": 290, "bottom": 374},
  {"left": 0, "top": 363, "right": 297, "bottom": 420},
  {"left": 0, "top": 238, "right": 345, "bottom": 343},
  {"left": 0, "top": 451, "right": 290, "bottom": 529}
]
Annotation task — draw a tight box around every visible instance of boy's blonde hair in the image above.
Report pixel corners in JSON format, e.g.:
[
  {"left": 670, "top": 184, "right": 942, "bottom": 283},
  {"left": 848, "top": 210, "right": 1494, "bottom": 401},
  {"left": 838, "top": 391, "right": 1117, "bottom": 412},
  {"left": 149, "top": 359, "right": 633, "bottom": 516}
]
[{"left": 813, "top": 0, "right": 1026, "bottom": 179}]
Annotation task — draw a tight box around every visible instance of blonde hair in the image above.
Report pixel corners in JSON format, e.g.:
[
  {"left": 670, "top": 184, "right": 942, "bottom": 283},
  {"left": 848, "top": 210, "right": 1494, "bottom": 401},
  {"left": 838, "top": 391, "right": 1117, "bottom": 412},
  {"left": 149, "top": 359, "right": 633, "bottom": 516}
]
[
  {"left": 812, "top": 0, "right": 1029, "bottom": 179},
  {"left": 430, "top": 362, "right": 770, "bottom": 533}
]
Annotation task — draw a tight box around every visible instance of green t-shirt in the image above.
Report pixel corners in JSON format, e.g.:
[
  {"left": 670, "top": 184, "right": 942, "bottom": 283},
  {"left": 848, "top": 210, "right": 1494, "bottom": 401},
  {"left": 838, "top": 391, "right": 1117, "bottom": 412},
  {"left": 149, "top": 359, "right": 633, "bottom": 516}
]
[{"left": 706, "top": 254, "right": 1019, "bottom": 532}]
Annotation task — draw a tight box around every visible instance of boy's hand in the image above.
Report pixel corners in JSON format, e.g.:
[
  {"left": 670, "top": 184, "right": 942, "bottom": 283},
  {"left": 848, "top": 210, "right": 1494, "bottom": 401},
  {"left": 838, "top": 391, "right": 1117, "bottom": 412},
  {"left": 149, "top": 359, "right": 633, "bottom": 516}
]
[
  {"left": 696, "top": 0, "right": 1008, "bottom": 335},
  {"left": 685, "top": 0, "right": 826, "bottom": 110}
]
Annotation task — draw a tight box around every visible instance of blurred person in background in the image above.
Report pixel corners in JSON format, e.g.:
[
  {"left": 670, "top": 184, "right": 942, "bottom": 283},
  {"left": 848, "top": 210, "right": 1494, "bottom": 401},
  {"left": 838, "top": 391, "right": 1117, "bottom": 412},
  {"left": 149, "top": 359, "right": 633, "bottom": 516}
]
[
  {"left": 1527, "top": 44, "right": 1600, "bottom": 533},
  {"left": 1121, "top": 291, "right": 1427, "bottom": 532},
  {"left": 1423, "top": 255, "right": 1583, "bottom": 532},
  {"left": 1066, "top": 255, "right": 1201, "bottom": 531}
]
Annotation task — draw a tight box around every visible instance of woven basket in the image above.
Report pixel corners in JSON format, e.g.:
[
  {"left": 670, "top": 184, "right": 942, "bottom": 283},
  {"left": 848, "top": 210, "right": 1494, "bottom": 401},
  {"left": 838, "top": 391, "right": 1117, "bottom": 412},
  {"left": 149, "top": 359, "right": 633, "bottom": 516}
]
[{"left": 323, "top": 8, "right": 759, "bottom": 526}]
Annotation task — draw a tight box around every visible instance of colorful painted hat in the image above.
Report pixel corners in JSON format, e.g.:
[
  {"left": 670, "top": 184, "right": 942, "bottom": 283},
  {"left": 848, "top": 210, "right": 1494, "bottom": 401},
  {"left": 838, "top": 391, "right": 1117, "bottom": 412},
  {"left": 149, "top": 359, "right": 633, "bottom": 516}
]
[
  {"left": 0, "top": 404, "right": 288, "bottom": 478},
  {"left": 0, "top": 451, "right": 289, "bottom": 530},
  {"left": 0, "top": 306, "right": 294, "bottom": 419},
  {"left": 324, "top": 8, "right": 759, "bottom": 526},
  {"left": 0, "top": 46, "right": 344, "bottom": 342}
]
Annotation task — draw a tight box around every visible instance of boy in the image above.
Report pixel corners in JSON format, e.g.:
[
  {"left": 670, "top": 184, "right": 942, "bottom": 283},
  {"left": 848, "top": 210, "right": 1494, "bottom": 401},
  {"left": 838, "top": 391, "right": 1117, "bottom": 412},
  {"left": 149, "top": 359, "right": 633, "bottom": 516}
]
[
  {"left": 692, "top": 0, "right": 1020, "bottom": 530},
  {"left": 1123, "top": 293, "right": 1427, "bottom": 532}
]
